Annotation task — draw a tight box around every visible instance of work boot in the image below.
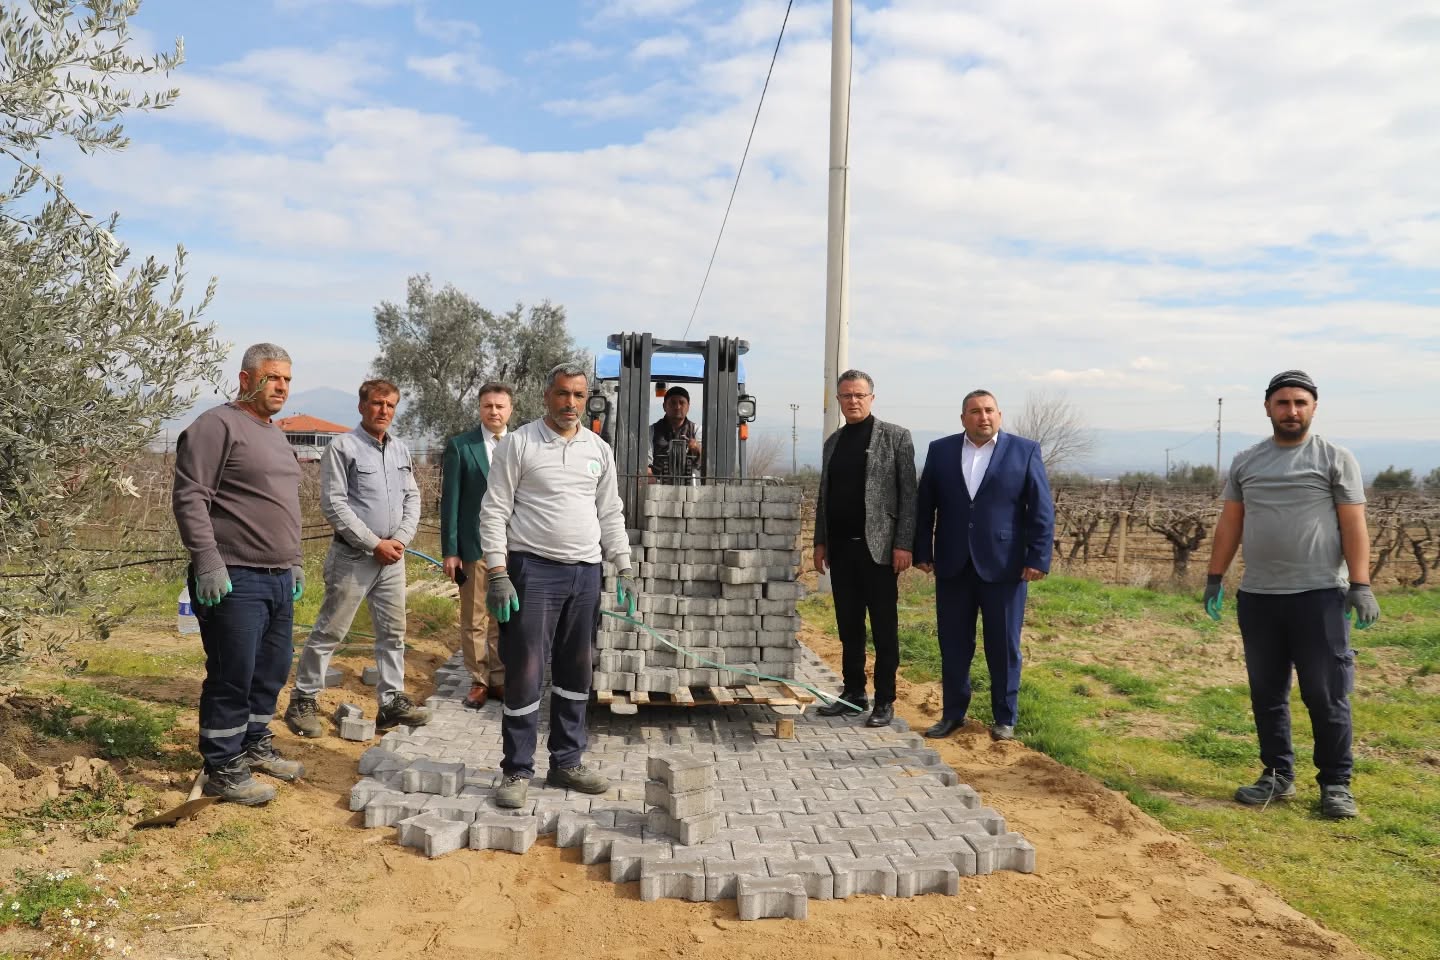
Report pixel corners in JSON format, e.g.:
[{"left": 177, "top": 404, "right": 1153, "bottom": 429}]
[
  {"left": 202, "top": 759, "right": 276, "bottom": 807},
  {"left": 1319, "top": 784, "right": 1358, "bottom": 819},
  {"left": 284, "top": 693, "right": 324, "bottom": 738},
  {"left": 495, "top": 774, "right": 530, "bottom": 809},
  {"left": 1234, "top": 770, "right": 1296, "bottom": 806},
  {"left": 546, "top": 763, "right": 609, "bottom": 795},
  {"left": 377, "top": 692, "right": 431, "bottom": 729},
  {"left": 817, "top": 691, "right": 867, "bottom": 718},
  {"left": 242, "top": 734, "right": 305, "bottom": 782}
]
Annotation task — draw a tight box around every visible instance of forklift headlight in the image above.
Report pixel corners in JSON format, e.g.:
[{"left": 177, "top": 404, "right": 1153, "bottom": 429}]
[
  {"left": 737, "top": 395, "right": 757, "bottom": 422},
  {"left": 586, "top": 395, "right": 610, "bottom": 415}
]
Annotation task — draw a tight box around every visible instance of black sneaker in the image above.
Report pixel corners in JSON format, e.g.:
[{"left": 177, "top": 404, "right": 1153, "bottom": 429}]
[
  {"left": 1234, "top": 771, "right": 1296, "bottom": 806},
  {"left": 376, "top": 692, "right": 431, "bottom": 729},
  {"left": 1319, "top": 784, "right": 1358, "bottom": 819},
  {"left": 242, "top": 734, "right": 305, "bottom": 782},
  {"left": 202, "top": 758, "right": 276, "bottom": 807}
]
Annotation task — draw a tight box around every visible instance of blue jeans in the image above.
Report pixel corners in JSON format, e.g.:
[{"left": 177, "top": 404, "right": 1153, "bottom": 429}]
[
  {"left": 499, "top": 552, "right": 601, "bottom": 778},
  {"left": 190, "top": 565, "right": 295, "bottom": 769}
]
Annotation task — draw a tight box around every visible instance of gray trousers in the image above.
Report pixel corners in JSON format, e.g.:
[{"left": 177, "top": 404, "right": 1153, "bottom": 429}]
[{"left": 294, "top": 540, "right": 407, "bottom": 704}]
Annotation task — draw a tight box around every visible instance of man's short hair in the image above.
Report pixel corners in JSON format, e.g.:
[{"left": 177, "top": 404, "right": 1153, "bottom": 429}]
[
  {"left": 359, "top": 378, "right": 400, "bottom": 403},
  {"left": 478, "top": 382, "right": 515, "bottom": 401},
  {"left": 240, "top": 343, "right": 290, "bottom": 373},
  {"left": 962, "top": 389, "right": 997, "bottom": 412},
  {"left": 664, "top": 386, "right": 690, "bottom": 403},
  {"left": 545, "top": 362, "right": 588, "bottom": 390},
  {"left": 837, "top": 369, "right": 874, "bottom": 393}
]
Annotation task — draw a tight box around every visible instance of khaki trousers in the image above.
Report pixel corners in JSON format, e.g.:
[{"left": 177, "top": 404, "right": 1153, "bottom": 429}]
[{"left": 459, "top": 559, "right": 504, "bottom": 687}]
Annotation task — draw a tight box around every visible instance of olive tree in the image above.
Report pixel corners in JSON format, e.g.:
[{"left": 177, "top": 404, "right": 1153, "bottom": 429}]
[{"left": 1, "top": 0, "right": 224, "bottom": 675}]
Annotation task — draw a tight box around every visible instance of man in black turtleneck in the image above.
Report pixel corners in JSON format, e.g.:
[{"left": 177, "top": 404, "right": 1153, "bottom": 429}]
[{"left": 813, "top": 370, "right": 917, "bottom": 727}]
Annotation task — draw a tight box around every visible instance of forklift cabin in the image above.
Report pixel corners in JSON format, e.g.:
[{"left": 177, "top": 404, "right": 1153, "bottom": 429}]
[{"left": 587, "top": 333, "right": 757, "bottom": 526}]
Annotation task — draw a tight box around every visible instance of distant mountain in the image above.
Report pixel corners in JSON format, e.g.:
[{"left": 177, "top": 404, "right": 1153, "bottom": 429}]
[{"left": 156, "top": 387, "right": 364, "bottom": 449}]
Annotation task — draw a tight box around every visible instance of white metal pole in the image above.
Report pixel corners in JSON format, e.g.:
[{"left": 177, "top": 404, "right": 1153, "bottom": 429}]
[{"left": 822, "top": 0, "right": 852, "bottom": 442}]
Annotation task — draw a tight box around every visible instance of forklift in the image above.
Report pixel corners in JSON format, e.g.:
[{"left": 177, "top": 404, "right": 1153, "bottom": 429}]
[{"left": 586, "top": 333, "right": 758, "bottom": 525}]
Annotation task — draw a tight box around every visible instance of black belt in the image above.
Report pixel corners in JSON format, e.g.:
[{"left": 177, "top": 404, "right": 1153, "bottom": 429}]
[{"left": 233, "top": 565, "right": 291, "bottom": 576}]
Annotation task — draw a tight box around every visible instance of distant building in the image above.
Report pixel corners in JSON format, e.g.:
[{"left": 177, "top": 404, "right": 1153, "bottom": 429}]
[{"left": 277, "top": 414, "right": 349, "bottom": 462}]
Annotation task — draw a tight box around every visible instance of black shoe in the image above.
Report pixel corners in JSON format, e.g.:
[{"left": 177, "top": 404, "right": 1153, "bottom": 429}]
[
  {"left": 1234, "top": 770, "right": 1296, "bottom": 806},
  {"left": 989, "top": 724, "right": 1017, "bottom": 742},
  {"left": 201, "top": 758, "right": 276, "bottom": 807},
  {"left": 818, "top": 692, "right": 867, "bottom": 717},
  {"left": 1319, "top": 784, "right": 1358, "bottom": 819},
  {"left": 864, "top": 703, "right": 894, "bottom": 727},
  {"left": 924, "top": 717, "right": 965, "bottom": 739}
]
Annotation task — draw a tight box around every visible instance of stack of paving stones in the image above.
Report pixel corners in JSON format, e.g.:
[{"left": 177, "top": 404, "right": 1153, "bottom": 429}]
[
  {"left": 346, "top": 650, "right": 1037, "bottom": 917},
  {"left": 594, "top": 482, "right": 805, "bottom": 695}
]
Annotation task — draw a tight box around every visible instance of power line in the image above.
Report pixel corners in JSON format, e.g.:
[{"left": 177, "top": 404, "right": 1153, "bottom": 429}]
[{"left": 681, "top": 0, "right": 794, "bottom": 340}]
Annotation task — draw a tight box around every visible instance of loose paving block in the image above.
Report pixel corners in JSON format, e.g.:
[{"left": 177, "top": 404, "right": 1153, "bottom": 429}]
[
  {"left": 469, "top": 814, "right": 538, "bottom": 854},
  {"left": 964, "top": 832, "right": 1036, "bottom": 874},
  {"left": 891, "top": 854, "right": 960, "bottom": 897},
  {"left": 361, "top": 665, "right": 379, "bottom": 685},
  {"left": 828, "top": 856, "right": 899, "bottom": 898},
  {"left": 357, "top": 747, "right": 408, "bottom": 776},
  {"left": 323, "top": 667, "right": 344, "bottom": 688},
  {"left": 400, "top": 759, "right": 467, "bottom": 796},
  {"left": 609, "top": 838, "right": 673, "bottom": 882},
  {"left": 349, "top": 777, "right": 391, "bottom": 812},
  {"left": 339, "top": 716, "right": 376, "bottom": 741},
  {"left": 737, "top": 874, "right": 808, "bottom": 920},
  {"left": 644, "top": 780, "right": 716, "bottom": 819},
  {"left": 582, "top": 825, "right": 643, "bottom": 865},
  {"left": 646, "top": 808, "right": 721, "bottom": 845},
  {"left": 646, "top": 755, "right": 716, "bottom": 792},
  {"left": 333, "top": 702, "right": 363, "bottom": 722},
  {"left": 423, "top": 795, "right": 486, "bottom": 823},
  {"left": 363, "top": 791, "right": 428, "bottom": 828},
  {"left": 639, "top": 859, "right": 707, "bottom": 902},
  {"left": 766, "top": 856, "right": 835, "bottom": 900},
  {"left": 396, "top": 812, "right": 469, "bottom": 858},
  {"left": 704, "top": 858, "right": 767, "bottom": 901}
]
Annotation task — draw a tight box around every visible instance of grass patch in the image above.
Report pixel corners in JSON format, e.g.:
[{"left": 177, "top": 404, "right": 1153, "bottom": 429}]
[
  {"left": 32, "top": 683, "right": 177, "bottom": 759},
  {"left": 0, "top": 869, "right": 99, "bottom": 929},
  {"left": 800, "top": 575, "right": 1440, "bottom": 960},
  {"left": 26, "top": 770, "right": 144, "bottom": 841}
]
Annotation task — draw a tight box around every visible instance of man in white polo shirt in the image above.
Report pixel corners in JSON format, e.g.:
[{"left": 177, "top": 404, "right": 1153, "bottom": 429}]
[{"left": 478, "top": 362, "right": 638, "bottom": 808}]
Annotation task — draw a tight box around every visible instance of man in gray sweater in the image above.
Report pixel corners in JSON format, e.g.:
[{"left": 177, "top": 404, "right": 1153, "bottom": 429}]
[{"left": 172, "top": 343, "right": 306, "bottom": 806}]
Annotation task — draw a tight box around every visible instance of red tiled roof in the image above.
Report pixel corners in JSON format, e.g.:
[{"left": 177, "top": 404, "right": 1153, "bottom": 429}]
[{"left": 276, "top": 414, "right": 350, "bottom": 434}]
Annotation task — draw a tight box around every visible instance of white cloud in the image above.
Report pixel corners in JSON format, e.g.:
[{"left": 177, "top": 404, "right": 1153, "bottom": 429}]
[
  {"left": 596, "top": 0, "right": 698, "bottom": 18},
  {"left": 405, "top": 52, "right": 506, "bottom": 91},
  {"left": 631, "top": 34, "right": 691, "bottom": 60},
  {"left": 218, "top": 43, "right": 384, "bottom": 103},
  {"left": 163, "top": 75, "right": 313, "bottom": 142},
  {"left": 529, "top": 39, "right": 610, "bottom": 63}
]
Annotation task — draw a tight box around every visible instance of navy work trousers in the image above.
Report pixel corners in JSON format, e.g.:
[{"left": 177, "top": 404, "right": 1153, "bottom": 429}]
[
  {"left": 934, "top": 563, "right": 1027, "bottom": 727},
  {"left": 190, "top": 565, "right": 295, "bottom": 770},
  {"left": 828, "top": 537, "right": 900, "bottom": 704},
  {"left": 1237, "top": 588, "right": 1354, "bottom": 786},
  {"left": 498, "top": 552, "right": 601, "bottom": 779}
]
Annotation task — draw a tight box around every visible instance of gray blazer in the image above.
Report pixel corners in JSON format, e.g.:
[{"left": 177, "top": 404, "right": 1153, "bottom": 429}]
[{"left": 814, "top": 417, "right": 918, "bottom": 566}]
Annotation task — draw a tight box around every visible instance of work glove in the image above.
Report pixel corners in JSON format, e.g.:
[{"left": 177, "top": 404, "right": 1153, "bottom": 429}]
[
  {"left": 487, "top": 572, "right": 520, "bottom": 623},
  {"left": 1203, "top": 574, "right": 1224, "bottom": 621},
  {"left": 291, "top": 565, "right": 305, "bottom": 602},
  {"left": 194, "top": 567, "right": 232, "bottom": 607},
  {"left": 1345, "top": 584, "right": 1380, "bottom": 630},
  {"left": 616, "top": 568, "right": 639, "bottom": 615}
]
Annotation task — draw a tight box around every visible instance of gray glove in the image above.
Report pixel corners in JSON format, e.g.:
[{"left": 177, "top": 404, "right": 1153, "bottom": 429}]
[
  {"left": 194, "top": 567, "right": 232, "bottom": 606},
  {"left": 1345, "top": 583, "right": 1379, "bottom": 629},
  {"left": 487, "top": 572, "right": 520, "bottom": 623},
  {"left": 616, "top": 568, "right": 639, "bottom": 615},
  {"left": 291, "top": 565, "right": 305, "bottom": 602}
]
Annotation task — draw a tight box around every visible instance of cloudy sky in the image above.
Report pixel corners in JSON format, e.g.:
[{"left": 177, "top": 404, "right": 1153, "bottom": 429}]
[{"left": 60, "top": 0, "right": 1440, "bottom": 446}]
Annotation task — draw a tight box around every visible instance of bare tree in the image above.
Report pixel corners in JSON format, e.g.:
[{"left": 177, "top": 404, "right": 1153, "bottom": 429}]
[
  {"left": 1009, "top": 390, "right": 1096, "bottom": 473},
  {"left": 743, "top": 433, "right": 787, "bottom": 477}
]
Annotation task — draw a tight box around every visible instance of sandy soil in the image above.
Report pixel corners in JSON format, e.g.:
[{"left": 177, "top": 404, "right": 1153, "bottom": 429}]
[{"left": 1, "top": 624, "right": 1374, "bottom": 960}]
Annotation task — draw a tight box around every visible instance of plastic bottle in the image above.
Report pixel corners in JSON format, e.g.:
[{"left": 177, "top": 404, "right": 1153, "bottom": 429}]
[{"left": 177, "top": 586, "right": 200, "bottom": 635}]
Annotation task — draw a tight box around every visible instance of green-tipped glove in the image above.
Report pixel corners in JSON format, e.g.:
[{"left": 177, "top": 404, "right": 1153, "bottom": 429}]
[
  {"left": 194, "top": 567, "right": 232, "bottom": 607},
  {"left": 1345, "top": 583, "right": 1379, "bottom": 630},
  {"left": 1203, "top": 574, "right": 1224, "bottom": 621},
  {"left": 291, "top": 565, "right": 305, "bottom": 602},
  {"left": 616, "top": 568, "right": 639, "bottom": 615},
  {"left": 487, "top": 572, "right": 520, "bottom": 623}
]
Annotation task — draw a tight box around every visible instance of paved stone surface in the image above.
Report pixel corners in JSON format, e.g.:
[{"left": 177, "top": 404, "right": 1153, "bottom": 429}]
[{"left": 349, "top": 639, "right": 1037, "bottom": 916}]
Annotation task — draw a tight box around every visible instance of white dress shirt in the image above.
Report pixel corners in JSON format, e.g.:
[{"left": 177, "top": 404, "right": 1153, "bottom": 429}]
[
  {"left": 485, "top": 427, "right": 506, "bottom": 463},
  {"left": 962, "top": 432, "right": 998, "bottom": 499}
]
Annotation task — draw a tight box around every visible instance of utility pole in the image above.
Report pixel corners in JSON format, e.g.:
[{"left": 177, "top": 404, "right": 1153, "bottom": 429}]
[
  {"left": 822, "top": 0, "right": 852, "bottom": 442},
  {"left": 1164, "top": 447, "right": 1171, "bottom": 483},
  {"left": 1215, "top": 397, "right": 1223, "bottom": 486},
  {"left": 789, "top": 403, "right": 800, "bottom": 475}
]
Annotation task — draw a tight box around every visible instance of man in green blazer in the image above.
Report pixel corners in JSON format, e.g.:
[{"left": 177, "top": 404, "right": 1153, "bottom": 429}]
[{"left": 441, "top": 382, "right": 514, "bottom": 708}]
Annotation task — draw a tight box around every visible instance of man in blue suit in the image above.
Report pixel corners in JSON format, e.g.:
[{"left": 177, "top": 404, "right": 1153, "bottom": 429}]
[{"left": 913, "top": 389, "right": 1055, "bottom": 741}]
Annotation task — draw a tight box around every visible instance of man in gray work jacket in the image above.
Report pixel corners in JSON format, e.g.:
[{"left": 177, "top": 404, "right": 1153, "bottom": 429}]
[
  {"left": 286, "top": 378, "right": 430, "bottom": 735},
  {"left": 479, "top": 362, "right": 638, "bottom": 809}
]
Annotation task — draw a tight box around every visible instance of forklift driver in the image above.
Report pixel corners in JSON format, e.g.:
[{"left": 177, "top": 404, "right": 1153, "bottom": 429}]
[{"left": 650, "top": 386, "right": 702, "bottom": 482}]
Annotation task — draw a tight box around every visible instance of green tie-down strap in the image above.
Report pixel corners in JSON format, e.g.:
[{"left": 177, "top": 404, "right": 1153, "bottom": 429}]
[{"left": 601, "top": 609, "right": 862, "bottom": 712}]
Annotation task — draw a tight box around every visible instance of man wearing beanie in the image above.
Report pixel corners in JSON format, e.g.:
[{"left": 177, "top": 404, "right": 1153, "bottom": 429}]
[{"left": 1201, "top": 369, "right": 1378, "bottom": 819}]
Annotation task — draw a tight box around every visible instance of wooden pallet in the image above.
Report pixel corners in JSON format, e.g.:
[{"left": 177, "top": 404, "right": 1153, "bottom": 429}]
[{"left": 596, "top": 682, "right": 815, "bottom": 717}]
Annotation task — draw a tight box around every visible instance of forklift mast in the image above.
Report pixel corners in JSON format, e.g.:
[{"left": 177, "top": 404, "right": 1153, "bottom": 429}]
[{"left": 591, "top": 333, "right": 754, "bottom": 526}]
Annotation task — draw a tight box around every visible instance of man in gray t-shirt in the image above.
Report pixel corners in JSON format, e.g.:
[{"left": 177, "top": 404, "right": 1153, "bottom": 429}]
[{"left": 1202, "top": 370, "right": 1379, "bottom": 820}]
